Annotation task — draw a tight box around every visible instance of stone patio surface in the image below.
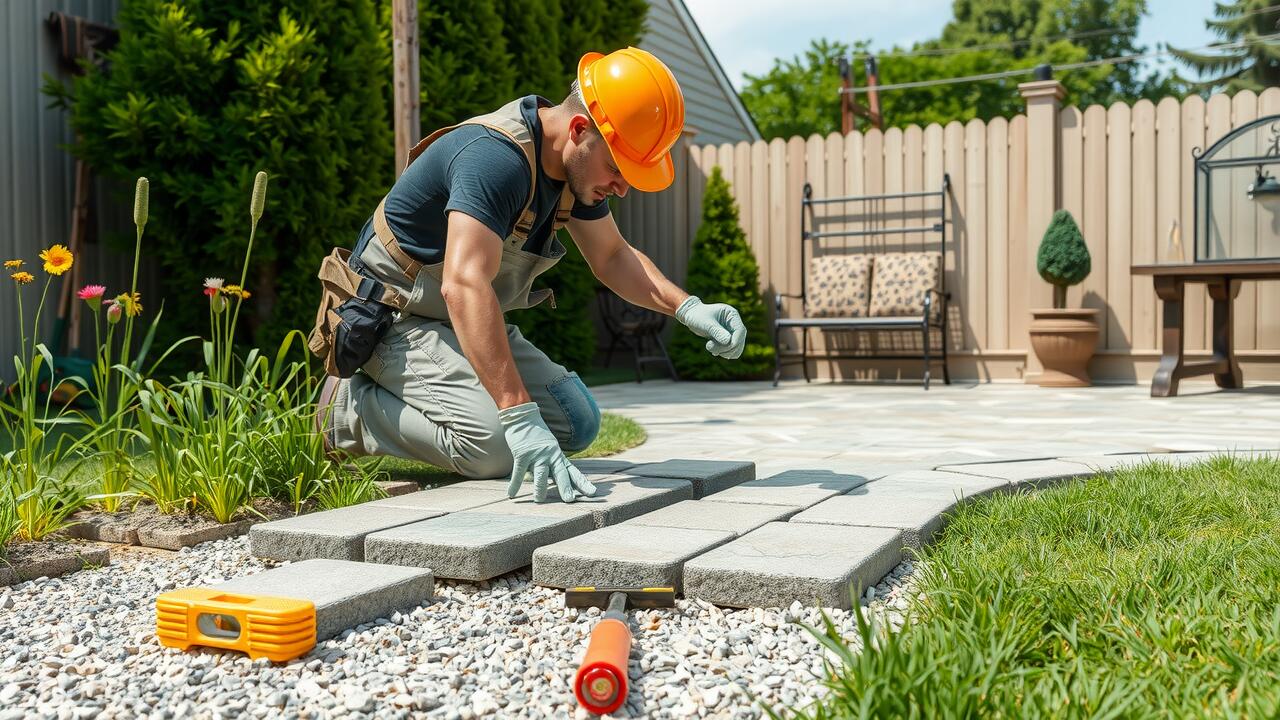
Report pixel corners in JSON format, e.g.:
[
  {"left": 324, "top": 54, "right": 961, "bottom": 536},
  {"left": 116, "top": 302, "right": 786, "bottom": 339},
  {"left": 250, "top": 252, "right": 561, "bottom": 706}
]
[
  {"left": 592, "top": 380, "right": 1280, "bottom": 477},
  {"left": 245, "top": 381, "right": 1278, "bottom": 614}
]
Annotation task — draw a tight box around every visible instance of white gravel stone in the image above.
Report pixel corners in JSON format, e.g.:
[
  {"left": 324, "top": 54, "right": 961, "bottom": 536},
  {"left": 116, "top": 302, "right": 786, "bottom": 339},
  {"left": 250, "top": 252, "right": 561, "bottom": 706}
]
[{"left": 0, "top": 535, "right": 923, "bottom": 718}]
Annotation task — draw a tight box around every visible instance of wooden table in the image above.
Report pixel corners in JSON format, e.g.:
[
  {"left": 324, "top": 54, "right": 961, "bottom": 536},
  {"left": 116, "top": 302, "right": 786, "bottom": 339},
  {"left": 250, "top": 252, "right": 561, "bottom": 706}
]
[{"left": 1131, "top": 260, "right": 1280, "bottom": 397}]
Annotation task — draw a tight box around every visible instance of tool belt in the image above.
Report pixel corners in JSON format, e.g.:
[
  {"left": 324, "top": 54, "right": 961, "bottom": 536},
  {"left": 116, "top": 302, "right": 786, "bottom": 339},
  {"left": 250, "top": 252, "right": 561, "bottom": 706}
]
[{"left": 306, "top": 248, "right": 406, "bottom": 379}]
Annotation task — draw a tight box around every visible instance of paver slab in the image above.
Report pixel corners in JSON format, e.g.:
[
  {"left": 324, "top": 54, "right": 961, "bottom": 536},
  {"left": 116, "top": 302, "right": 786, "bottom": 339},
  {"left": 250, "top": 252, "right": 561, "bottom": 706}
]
[
  {"left": 499, "top": 476, "right": 695, "bottom": 529},
  {"left": 363, "top": 511, "right": 594, "bottom": 581},
  {"left": 617, "top": 460, "right": 755, "bottom": 499},
  {"left": 210, "top": 559, "right": 434, "bottom": 642},
  {"left": 364, "top": 485, "right": 510, "bottom": 513},
  {"left": 935, "top": 458, "right": 1100, "bottom": 488},
  {"left": 869, "top": 470, "right": 1011, "bottom": 499},
  {"left": 532, "top": 525, "right": 736, "bottom": 590},
  {"left": 571, "top": 459, "right": 638, "bottom": 475},
  {"left": 249, "top": 506, "right": 444, "bottom": 562},
  {"left": 683, "top": 522, "right": 903, "bottom": 609},
  {"left": 791, "top": 483, "right": 977, "bottom": 550},
  {"left": 703, "top": 469, "right": 872, "bottom": 510},
  {"left": 620, "top": 500, "right": 796, "bottom": 536}
]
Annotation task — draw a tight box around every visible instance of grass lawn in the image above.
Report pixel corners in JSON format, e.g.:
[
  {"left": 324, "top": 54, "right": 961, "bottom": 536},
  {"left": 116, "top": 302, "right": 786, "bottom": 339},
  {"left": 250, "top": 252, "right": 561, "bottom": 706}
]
[
  {"left": 364, "top": 411, "right": 646, "bottom": 486},
  {"left": 789, "top": 455, "right": 1280, "bottom": 718}
]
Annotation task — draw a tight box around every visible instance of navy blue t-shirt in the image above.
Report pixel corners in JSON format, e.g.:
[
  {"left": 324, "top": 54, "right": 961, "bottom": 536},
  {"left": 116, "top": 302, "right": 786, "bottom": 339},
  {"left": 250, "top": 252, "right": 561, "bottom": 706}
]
[{"left": 354, "top": 95, "right": 610, "bottom": 265}]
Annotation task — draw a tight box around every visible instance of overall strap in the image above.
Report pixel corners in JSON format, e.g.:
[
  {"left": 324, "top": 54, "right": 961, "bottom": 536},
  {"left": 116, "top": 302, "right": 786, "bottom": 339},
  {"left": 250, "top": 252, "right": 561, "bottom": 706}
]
[{"left": 370, "top": 97, "right": 548, "bottom": 281}]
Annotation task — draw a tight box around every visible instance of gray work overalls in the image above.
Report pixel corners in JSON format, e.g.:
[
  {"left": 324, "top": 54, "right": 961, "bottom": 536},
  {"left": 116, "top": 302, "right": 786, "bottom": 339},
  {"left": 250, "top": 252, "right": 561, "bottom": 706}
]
[{"left": 328, "top": 98, "right": 602, "bottom": 479}]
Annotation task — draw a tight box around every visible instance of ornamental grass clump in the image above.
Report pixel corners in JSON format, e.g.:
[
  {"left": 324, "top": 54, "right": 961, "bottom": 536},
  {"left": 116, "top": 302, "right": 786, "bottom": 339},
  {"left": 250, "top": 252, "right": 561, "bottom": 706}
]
[
  {"left": 79, "top": 177, "right": 179, "bottom": 513},
  {"left": 129, "top": 171, "right": 385, "bottom": 522}
]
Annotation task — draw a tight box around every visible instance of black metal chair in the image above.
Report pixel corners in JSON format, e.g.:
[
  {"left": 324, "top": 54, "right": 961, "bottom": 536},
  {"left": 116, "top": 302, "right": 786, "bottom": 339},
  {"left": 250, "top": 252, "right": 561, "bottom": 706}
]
[{"left": 595, "top": 286, "right": 679, "bottom": 383}]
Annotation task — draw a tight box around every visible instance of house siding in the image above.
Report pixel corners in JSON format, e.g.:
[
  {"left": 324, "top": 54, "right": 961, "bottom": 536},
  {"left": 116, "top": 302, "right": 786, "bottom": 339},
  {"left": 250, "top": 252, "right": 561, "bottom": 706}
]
[{"left": 1, "top": 0, "right": 149, "bottom": 378}]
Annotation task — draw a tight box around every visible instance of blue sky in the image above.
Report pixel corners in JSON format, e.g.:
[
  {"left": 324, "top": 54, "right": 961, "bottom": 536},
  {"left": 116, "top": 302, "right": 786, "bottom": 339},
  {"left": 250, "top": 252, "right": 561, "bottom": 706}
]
[{"left": 682, "top": 0, "right": 1225, "bottom": 90}]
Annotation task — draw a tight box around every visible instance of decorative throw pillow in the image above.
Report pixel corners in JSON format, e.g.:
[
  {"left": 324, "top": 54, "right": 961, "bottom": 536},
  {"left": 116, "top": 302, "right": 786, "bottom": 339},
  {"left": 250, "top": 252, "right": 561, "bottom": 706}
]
[
  {"left": 804, "top": 254, "right": 872, "bottom": 318},
  {"left": 868, "top": 252, "right": 942, "bottom": 318}
]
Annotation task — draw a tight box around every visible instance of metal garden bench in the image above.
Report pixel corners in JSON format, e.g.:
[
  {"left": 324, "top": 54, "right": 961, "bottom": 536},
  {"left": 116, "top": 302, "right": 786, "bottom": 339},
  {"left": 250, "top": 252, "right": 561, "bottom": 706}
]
[{"left": 773, "top": 175, "right": 953, "bottom": 390}]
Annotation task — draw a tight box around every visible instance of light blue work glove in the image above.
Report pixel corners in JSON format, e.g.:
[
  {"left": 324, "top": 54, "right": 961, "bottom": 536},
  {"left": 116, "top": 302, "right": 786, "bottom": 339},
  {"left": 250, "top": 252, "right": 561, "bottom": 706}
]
[
  {"left": 675, "top": 296, "right": 747, "bottom": 359},
  {"left": 499, "top": 402, "right": 597, "bottom": 503}
]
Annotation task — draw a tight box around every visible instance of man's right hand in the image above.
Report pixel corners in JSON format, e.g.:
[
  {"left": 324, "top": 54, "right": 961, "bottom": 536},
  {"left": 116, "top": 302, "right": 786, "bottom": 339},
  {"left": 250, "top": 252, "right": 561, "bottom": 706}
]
[{"left": 499, "top": 402, "right": 597, "bottom": 503}]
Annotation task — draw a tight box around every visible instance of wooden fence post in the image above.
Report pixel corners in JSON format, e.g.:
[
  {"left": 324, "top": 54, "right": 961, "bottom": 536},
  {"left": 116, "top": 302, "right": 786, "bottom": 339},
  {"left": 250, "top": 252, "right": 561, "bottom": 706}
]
[
  {"left": 392, "top": 0, "right": 420, "bottom": 179},
  {"left": 1018, "top": 75, "right": 1067, "bottom": 381}
]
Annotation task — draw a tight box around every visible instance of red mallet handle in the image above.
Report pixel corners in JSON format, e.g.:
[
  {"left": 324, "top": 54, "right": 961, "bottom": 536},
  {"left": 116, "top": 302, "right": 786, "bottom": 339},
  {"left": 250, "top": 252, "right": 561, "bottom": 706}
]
[{"left": 574, "top": 617, "right": 631, "bottom": 715}]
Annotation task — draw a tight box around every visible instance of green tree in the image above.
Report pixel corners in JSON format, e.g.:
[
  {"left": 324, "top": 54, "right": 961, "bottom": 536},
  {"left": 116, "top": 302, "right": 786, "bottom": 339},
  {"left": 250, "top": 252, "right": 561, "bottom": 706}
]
[
  {"left": 742, "top": 0, "right": 1185, "bottom": 138},
  {"left": 739, "top": 38, "right": 859, "bottom": 140},
  {"left": 1170, "top": 0, "right": 1280, "bottom": 93},
  {"left": 670, "top": 167, "right": 773, "bottom": 380},
  {"left": 47, "top": 0, "right": 392, "bottom": 349}
]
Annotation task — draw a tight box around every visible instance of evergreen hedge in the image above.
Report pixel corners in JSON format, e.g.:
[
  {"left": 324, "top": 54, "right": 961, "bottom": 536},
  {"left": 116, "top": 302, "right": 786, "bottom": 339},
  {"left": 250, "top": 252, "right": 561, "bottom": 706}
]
[
  {"left": 49, "top": 0, "right": 648, "bottom": 371},
  {"left": 48, "top": 0, "right": 393, "bottom": 349}
]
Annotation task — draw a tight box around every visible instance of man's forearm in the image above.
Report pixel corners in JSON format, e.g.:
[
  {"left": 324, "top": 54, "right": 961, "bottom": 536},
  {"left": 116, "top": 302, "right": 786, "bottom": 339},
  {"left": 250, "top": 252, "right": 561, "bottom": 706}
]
[
  {"left": 442, "top": 284, "right": 530, "bottom": 410},
  {"left": 596, "top": 244, "right": 689, "bottom": 315}
]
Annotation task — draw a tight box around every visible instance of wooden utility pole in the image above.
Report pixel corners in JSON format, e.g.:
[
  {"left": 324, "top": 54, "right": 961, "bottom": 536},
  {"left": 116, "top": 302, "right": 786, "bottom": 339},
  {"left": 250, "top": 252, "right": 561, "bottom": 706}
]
[
  {"left": 837, "top": 56, "right": 853, "bottom": 135},
  {"left": 863, "top": 56, "right": 883, "bottom": 130},
  {"left": 392, "top": 0, "right": 420, "bottom": 179}
]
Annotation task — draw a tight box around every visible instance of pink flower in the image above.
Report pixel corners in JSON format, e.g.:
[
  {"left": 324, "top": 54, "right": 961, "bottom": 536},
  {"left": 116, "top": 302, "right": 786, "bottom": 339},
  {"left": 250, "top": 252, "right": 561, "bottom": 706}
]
[
  {"left": 105, "top": 300, "right": 122, "bottom": 325},
  {"left": 78, "top": 284, "right": 107, "bottom": 312}
]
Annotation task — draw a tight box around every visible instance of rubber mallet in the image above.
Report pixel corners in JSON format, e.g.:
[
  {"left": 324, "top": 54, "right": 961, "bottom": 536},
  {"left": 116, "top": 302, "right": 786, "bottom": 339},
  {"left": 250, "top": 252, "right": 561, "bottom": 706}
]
[{"left": 566, "top": 586, "right": 676, "bottom": 715}]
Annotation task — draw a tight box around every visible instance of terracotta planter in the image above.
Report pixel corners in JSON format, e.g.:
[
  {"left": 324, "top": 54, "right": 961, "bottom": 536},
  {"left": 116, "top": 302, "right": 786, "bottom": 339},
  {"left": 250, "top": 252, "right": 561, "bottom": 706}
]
[{"left": 1028, "top": 308, "right": 1101, "bottom": 387}]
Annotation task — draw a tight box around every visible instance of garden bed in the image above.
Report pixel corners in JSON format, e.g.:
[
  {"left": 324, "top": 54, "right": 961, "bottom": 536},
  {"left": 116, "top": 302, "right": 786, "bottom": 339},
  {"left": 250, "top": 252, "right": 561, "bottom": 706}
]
[
  {"left": 0, "top": 538, "right": 110, "bottom": 586},
  {"left": 62, "top": 479, "right": 420, "bottom": 551}
]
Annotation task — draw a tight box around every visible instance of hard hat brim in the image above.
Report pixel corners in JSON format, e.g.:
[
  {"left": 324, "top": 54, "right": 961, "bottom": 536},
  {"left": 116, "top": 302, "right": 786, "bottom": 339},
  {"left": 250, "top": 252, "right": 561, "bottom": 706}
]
[
  {"left": 612, "top": 149, "right": 675, "bottom": 193},
  {"left": 578, "top": 51, "right": 677, "bottom": 193}
]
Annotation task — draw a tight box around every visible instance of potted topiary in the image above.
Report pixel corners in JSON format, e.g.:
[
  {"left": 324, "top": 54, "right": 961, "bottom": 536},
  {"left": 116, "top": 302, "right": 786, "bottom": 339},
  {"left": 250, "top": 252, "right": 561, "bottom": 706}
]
[{"left": 1029, "top": 209, "right": 1099, "bottom": 386}]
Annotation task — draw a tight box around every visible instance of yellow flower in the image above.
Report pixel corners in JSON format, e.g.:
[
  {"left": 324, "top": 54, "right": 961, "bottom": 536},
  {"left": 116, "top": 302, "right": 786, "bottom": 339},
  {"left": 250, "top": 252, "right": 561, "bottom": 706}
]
[
  {"left": 113, "top": 292, "right": 143, "bottom": 317},
  {"left": 11, "top": 271, "right": 34, "bottom": 284},
  {"left": 3, "top": 260, "right": 22, "bottom": 269},
  {"left": 40, "top": 245, "right": 74, "bottom": 276},
  {"left": 220, "top": 284, "right": 251, "bottom": 300}
]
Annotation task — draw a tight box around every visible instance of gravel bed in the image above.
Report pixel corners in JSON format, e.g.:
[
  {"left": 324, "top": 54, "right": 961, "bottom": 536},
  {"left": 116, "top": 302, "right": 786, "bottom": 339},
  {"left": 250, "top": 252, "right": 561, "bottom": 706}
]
[{"left": 0, "top": 537, "right": 922, "bottom": 719}]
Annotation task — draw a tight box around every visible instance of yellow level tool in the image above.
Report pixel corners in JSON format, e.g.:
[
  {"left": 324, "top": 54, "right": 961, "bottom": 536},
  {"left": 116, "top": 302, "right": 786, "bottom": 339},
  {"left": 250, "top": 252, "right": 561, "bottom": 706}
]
[{"left": 156, "top": 588, "right": 316, "bottom": 662}]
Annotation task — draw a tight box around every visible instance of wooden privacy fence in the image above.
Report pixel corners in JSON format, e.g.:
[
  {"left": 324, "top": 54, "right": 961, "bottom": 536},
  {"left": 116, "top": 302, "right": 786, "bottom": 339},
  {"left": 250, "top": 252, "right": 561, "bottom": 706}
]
[{"left": 612, "top": 82, "right": 1280, "bottom": 383}]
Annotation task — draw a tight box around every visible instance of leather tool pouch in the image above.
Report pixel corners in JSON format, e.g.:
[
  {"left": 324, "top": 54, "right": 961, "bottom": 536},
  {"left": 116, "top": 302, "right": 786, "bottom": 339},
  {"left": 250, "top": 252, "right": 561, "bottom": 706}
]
[{"left": 307, "top": 248, "right": 400, "bottom": 378}]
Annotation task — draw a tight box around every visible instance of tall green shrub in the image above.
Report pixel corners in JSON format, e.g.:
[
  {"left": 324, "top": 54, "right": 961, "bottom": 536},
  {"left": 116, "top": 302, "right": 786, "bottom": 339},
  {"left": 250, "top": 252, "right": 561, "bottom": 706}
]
[
  {"left": 671, "top": 167, "right": 774, "bottom": 380},
  {"left": 46, "top": 0, "right": 392, "bottom": 349}
]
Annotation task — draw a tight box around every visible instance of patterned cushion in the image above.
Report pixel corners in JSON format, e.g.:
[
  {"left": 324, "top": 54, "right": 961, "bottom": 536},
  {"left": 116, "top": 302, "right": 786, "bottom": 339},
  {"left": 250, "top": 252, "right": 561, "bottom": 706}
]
[
  {"left": 804, "top": 254, "right": 872, "bottom": 318},
  {"left": 869, "top": 252, "right": 942, "bottom": 318}
]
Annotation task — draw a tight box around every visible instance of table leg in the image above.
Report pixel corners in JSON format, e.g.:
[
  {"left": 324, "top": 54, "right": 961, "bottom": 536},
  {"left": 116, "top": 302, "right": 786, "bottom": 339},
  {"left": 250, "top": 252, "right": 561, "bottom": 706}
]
[
  {"left": 1151, "top": 275, "right": 1185, "bottom": 397},
  {"left": 1208, "top": 278, "right": 1243, "bottom": 389}
]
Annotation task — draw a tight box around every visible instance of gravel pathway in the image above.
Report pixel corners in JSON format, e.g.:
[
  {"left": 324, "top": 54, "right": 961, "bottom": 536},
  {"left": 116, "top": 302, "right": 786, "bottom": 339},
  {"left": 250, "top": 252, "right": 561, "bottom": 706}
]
[{"left": 0, "top": 537, "right": 921, "bottom": 719}]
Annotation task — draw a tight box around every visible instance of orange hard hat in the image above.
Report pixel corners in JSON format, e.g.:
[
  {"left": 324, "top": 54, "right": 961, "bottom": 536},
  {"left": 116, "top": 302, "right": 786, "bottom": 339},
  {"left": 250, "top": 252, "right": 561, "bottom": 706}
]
[{"left": 577, "top": 48, "right": 685, "bottom": 192}]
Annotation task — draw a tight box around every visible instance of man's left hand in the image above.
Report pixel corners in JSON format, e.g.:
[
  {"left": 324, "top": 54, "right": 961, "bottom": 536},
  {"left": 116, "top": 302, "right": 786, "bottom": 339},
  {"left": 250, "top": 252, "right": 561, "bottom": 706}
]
[{"left": 675, "top": 295, "right": 747, "bottom": 359}]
